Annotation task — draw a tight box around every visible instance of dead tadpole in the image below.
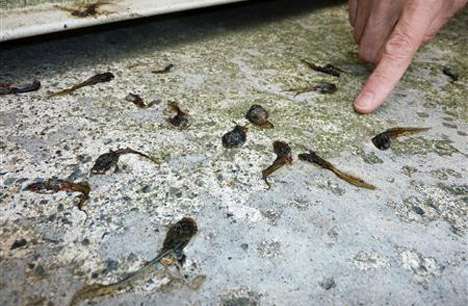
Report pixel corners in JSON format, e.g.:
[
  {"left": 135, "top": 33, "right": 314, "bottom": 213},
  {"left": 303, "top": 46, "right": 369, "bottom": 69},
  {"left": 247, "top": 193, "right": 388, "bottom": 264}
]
[
  {"left": 91, "top": 147, "right": 155, "bottom": 175},
  {"left": 152, "top": 64, "right": 174, "bottom": 74},
  {"left": 161, "top": 217, "right": 198, "bottom": 262},
  {"left": 125, "top": 93, "right": 156, "bottom": 108},
  {"left": 301, "top": 60, "right": 344, "bottom": 77},
  {"left": 262, "top": 141, "right": 293, "bottom": 189},
  {"left": 299, "top": 150, "right": 376, "bottom": 190},
  {"left": 0, "top": 80, "right": 41, "bottom": 96},
  {"left": 168, "top": 102, "right": 191, "bottom": 129},
  {"left": 245, "top": 105, "right": 274, "bottom": 129},
  {"left": 222, "top": 123, "right": 248, "bottom": 148},
  {"left": 57, "top": 1, "right": 110, "bottom": 18},
  {"left": 25, "top": 179, "right": 91, "bottom": 210},
  {"left": 49, "top": 72, "right": 114, "bottom": 97},
  {"left": 69, "top": 217, "right": 202, "bottom": 306},
  {"left": 372, "top": 127, "right": 431, "bottom": 151},
  {"left": 289, "top": 82, "right": 337, "bottom": 96},
  {"left": 442, "top": 66, "right": 459, "bottom": 82}
]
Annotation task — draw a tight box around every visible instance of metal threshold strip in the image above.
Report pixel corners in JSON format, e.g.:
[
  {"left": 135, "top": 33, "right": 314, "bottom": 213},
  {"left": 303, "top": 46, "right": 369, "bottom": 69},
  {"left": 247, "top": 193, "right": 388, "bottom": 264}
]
[{"left": 0, "top": 0, "right": 246, "bottom": 42}]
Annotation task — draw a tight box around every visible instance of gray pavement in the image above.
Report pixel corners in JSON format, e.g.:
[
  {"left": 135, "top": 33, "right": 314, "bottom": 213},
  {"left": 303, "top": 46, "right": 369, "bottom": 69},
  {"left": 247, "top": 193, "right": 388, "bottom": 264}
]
[{"left": 0, "top": 1, "right": 467, "bottom": 305}]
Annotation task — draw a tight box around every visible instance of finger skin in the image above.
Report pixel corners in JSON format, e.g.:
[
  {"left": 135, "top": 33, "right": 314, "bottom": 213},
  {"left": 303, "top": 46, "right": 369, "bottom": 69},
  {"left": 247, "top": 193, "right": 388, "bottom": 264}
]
[
  {"left": 353, "top": 0, "right": 372, "bottom": 43},
  {"left": 358, "top": 1, "right": 400, "bottom": 63},
  {"left": 354, "top": 0, "right": 440, "bottom": 113},
  {"left": 349, "top": 0, "right": 358, "bottom": 27},
  {"left": 424, "top": 0, "right": 468, "bottom": 43}
]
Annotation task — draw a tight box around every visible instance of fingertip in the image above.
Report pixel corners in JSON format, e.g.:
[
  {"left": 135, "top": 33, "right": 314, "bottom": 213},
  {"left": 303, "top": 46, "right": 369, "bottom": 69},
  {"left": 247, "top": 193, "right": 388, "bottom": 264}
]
[
  {"left": 353, "top": 102, "right": 376, "bottom": 114},
  {"left": 353, "top": 92, "right": 378, "bottom": 113}
]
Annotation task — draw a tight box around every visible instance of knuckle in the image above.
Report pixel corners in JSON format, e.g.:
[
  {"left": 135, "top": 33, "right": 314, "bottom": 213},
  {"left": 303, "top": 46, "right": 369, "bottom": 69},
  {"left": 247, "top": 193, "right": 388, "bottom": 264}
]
[
  {"left": 372, "top": 70, "right": 393, "bottom": 84},
  {"left": 383, "top": 31, "right": 415, "bottom": 60}
]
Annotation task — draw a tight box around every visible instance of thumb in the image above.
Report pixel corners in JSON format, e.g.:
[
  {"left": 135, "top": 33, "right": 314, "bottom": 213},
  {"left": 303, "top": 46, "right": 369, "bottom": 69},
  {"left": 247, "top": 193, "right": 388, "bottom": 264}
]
[{"left": 354, "top": 2, "right": 438, "bottom": 113}]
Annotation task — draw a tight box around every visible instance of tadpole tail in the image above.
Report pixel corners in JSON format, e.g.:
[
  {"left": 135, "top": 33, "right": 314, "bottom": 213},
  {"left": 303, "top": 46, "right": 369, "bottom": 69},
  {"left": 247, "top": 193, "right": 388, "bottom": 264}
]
[
  {"left": 262, "top": 159, "right": 287, "bottom": 189},
  {"left": 259, "top": 121, "right": 274, "bottom": 129},
  {"left": 293, "top": 91, "right": 302, "bottom": 97},
  {"left": 298, "top": 151, "right": 334, "bottom": 171},
  {"left": 152, "top": 64, "right": 174, "bottom": 74},
  {"left": 300, "top": 59, "right": 318, "bottom": 70},
  {"left": 329, "top": 167, "right": 377, "bottom": 190},
  {"left": 289, "top": 87, "right": 310, "bottom": 97},
  {"left": 48, "top": 84, "right": 83, "bottom": 97},
  {"left": 263, "top": 176, "right": 272, "bottom": 189},
  {"left": 69, "top": 250, "right": 171, "bottom": 306},
  {"left": 386, "top": 127, "right": 431, "bottom": 139},
  {"left": 48, "top": 88, "right": 73, "bottom": 97},
  {"left": 299, "top": 151, "right": 376, "bottom": 190},
  {"left": 76, "top": 193, "right": 90, "bottom": 211},
  {"left": 69, "top": 276, "right": 140, "bottom": 306},
  {"left": 117, "top": 147, "right": 157, "bottom": 164}
]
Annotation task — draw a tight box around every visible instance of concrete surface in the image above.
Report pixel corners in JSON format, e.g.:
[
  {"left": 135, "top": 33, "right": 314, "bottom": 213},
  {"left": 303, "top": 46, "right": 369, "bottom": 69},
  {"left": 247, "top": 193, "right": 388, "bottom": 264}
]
[{"left": 0, "top": 1, "right": 467, "bottom": 305}]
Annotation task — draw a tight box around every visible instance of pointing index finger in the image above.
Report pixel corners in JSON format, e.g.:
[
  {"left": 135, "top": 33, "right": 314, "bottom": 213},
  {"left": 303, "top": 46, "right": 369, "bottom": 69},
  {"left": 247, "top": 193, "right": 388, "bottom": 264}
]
[{"left": 354, "top": 1, "right": 441, "bottom": 113}]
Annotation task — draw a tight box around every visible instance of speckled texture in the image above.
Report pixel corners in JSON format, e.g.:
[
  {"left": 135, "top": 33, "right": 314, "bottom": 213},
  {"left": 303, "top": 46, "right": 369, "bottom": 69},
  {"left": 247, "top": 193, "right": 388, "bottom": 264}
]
[
  {"left": 3, "top": 0, "right": 90, "bottom": 9},
  {"left": 0, "top": 1, "right": 467, "bottom": 305}
]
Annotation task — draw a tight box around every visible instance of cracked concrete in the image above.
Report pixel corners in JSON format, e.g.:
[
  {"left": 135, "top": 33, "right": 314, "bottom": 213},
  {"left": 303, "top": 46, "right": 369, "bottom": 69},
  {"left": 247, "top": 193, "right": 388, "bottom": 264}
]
[{"left": 0, "top": 1, "right": 467, "bottom": 305}]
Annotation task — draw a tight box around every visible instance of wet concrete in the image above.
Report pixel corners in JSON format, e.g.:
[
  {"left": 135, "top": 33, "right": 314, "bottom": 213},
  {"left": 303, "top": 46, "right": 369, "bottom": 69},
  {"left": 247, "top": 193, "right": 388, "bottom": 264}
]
[{"left": 0, "top": 1, "right": 467, "bottom": 305}]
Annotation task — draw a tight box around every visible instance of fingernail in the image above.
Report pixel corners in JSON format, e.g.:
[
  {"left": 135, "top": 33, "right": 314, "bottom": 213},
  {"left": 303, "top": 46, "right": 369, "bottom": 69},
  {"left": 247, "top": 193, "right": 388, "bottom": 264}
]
[{"left": 355, "top": 92, "right": 374, "bottom": 108}]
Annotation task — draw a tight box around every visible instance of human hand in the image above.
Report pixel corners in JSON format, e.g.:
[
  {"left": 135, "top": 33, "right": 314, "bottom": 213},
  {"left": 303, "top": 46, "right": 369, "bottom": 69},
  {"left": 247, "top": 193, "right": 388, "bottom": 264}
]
[{"left": 349, "top": 0, "right": 467, "bottom": 113}]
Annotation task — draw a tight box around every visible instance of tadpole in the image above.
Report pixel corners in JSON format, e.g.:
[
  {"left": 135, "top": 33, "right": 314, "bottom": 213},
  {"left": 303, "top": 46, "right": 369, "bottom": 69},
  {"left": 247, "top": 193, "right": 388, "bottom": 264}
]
[
  {"left": 298, "top": 150, "right": 376, "bottom": 190},
  {"left": 125, "top": 93, "right": 156, "bottom": 108},
  {"left": 91, "top": 147, "right": 155, "bottom": 175},
  {"left": 222, "top": 123, "right": 248, "bottom": 148},
  {"left": 372, "top": 127, "right": 431, "bottom": 150},
  {"left": 0, "top": 80, "right": 41, "bottom": 96},
  {"left": 262, "top": 141, "right": 293, "bottom": 189},
  {"left": 152, "top": 64, "right": 174, "bottom": 74},
  {"left": 442, "top": 66, "right": 459, "bottom": 82},
  {"left": 245, "top": 105, "right": 274, "bottom": 129},
  {"left": 168, "top": 102, "right": 191, "bottom": 129},
  {"left": 289, "top": 82, "right": 337, "bottom": 96},
  {"left": 301, "top": 60, "right": 344, "bottom": 77},
  {"left": 57, "top": 1, "right": 110, "bottom": 17},
  {"left": 161, "top": 217, "right": 199, "bottom": 263},
  {"left": 49, "top": 72, "right": 114, "bottom": 97},
  {"left": 69, "top": 217, "right": 200, "bottom": 306},
  {"left": 25, "top": 178, "right": 91, "bottom": 210}
]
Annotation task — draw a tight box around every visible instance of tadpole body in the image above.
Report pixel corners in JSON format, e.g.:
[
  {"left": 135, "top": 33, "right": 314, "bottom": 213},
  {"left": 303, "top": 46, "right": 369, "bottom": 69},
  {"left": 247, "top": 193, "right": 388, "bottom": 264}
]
[
  {"left": 57, "top": 1, "right": 110, "bottom": 17},
  {"left": 262, "top": 141, "right": 293, "bottom": 189},
  {"left": 311, "top": 82, "right": 337, "bottom": 94},
  {"left": 125, "top": 93, "right": 156, "bottom": 108},
  {"left": 168, "top": 102, "right": 191, "bottom": 129},
  {"left": 25, "top": 178, "right": 91, "bottom": 210},
  {"left": 0, "top": 80, "right": 41, "bottom": 96},
  {"left": 371, "top": 127, "right": 431, "bottom": 150},
  {"left": 442, "top": 66, "right": 459, "bottom": 82},
  {"left": 245, "top": 105, "right": 274, "bottom": 129},
  {"left": 222, "top": 124, "right": 248, "bottom": 148},
  {"left": 152, "top": 64, "right": 174, "bottom": 74},
  {"left": 91, "top": 147, "right": 154, "bottom": 175},
  {"left": 73, "top": 3, "right": 100, "bottom": 17},
  {"left": 372, "top": 133, "right": 391, "bottom": 150},
  {"left": 298, "top": 150, "right": 376, "bottom": 190},
  {"left": 290, "top": 82, "right": 337, "bottom": 96},
  {"left": 161, "top": 217, "right": 198, "bottom": 262},
  {"left": 301, "top": 60, "right": 344, "bottom": 77},
  {"left": 49, "top": 72, "right": 114, "bottom": 97}
]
